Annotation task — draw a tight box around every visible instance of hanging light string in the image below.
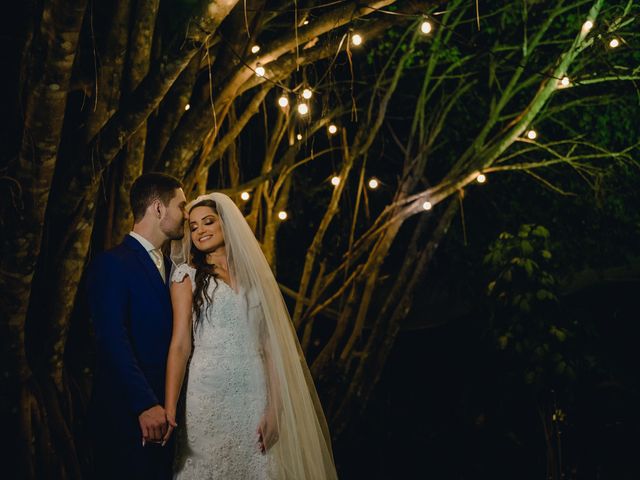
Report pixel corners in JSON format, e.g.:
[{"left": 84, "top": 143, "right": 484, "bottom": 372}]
[
  {"left": 213, "top": 4, "right": 632, "bottom": 206},
  {"left": 372, "top": 5, "right": 630, "bottom": 87},
  {"left": 254, "top": 15, "right": 624, "bottom": 113},
  {"left": 214, "top": 0, "right": 634, "bottom": 109}
]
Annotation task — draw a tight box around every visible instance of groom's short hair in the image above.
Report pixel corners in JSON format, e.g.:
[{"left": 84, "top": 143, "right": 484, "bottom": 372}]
[{"left": 130, "top": 173, "right": 182, "bottom": 222}]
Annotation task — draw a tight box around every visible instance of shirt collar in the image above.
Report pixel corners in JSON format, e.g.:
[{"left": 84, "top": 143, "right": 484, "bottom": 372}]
[{"left": 129, "top": 231, "right": 157, "bottom": 252}]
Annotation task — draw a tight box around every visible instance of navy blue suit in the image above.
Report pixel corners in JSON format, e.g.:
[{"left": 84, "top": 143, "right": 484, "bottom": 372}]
[{"left": 87, "top": 235, "right": 173, "bottom": 479}]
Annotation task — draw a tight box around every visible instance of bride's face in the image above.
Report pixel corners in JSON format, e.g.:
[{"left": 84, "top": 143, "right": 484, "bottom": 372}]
[{"left": 189, "top": 206, "right": 225, "bottom": 252}]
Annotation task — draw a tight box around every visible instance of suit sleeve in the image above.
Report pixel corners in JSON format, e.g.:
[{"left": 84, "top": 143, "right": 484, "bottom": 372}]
[{"left": 87, "top": 253, "right": 159, "bottom": 416}]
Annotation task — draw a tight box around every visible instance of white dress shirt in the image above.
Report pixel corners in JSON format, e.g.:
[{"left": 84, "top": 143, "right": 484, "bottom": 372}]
[{"left": 129, "top": 231, "right": 165, "bottom": 282}]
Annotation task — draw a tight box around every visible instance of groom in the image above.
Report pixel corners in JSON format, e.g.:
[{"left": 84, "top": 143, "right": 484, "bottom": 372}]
[{"left": 87, "top": 173, "right": 187, "bottom": 479}]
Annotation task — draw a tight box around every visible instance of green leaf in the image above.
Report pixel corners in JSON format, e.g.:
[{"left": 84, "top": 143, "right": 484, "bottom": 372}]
[
  {"left": 518, "top": 224, "right": 532, "bottom": 237},
  {"left": 521, "top": 240, "right": 534, "bottom": 256},
  {"left": 536, "top": 289, "right": 553, "bottom": 301},
  {"left": 532, "top": 225, "right": 550, "bottom": 238},
  {"left": 524, "top": 259, "right": 534, "bottom": 277}
]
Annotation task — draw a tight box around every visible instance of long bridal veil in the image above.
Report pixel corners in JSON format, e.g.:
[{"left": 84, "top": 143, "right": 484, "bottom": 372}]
[{"left": 171, "top": 192, "right": 338, "bottom": 480}]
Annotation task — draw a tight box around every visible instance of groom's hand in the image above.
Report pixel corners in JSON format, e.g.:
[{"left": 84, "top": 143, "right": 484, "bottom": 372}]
[{"left": 139, "top": 404, "right": 168, "bottom": 445}]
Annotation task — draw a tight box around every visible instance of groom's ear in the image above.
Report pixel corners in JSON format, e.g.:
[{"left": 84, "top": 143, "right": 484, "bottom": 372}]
[{"left": 151, "top": 199, "right": 163, "bottom": 219}]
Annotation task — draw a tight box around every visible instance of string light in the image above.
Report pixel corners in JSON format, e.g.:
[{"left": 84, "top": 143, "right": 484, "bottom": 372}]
[
  {"left": 328, "top": 124, "right": 338, "bottom": 135},
  {"left": 296, "top": 133, "right": 303, "bottom": 141},
  {"left": 526, "top": 129, "right": 538, "bottom": 140},
  {"left": 368, "top": 178, "right": 379, "bottom": 189},
  {"left": 476, "top": 173, "right": 487, "bottom": 184},
  {"left": 560, "top": 76, "right": 570, "bottom": 87},
  {"left": 240, "top": 191, "right": 250, "bottom": 201},
  {"left": 609, "top": 38, "right": 620, "bottom": 48},
  {"left": 278, "top": 95, "right": 289, "bottom": 108},
  {"left": 250, "top": 45, "right": 260, "bottom": 54},
  {"left": 330, "top": 176, "right": 341, "bottom": 186},
  {"left": 255, "top": 64, "right": 266, "bottom": 77},
  {"left": 582, "top": 20, "right": 594, "bottom": 32},
  {"left": 351, "top": 33, "right": 363, "bottom": 46},
  {"left": 420, "top": 20, "right": 432, "bottom": 34},
  {"left": 278, "top": 211, "right": 288, "bottom": 220},
  {"left": 184, "top": 104, "right": 190, "bottom": 111},
  {"left": 422, "top": 201, "right": 432, "bottom": 211},
  {"left": 297, "top": 103, "right": 309, "bottom": 115},
  {"left": 302, "top": 88, "right": 313, "bottom": 99},
  {"left": 303, "top": 20, "right": 309, "bottom": 26}
]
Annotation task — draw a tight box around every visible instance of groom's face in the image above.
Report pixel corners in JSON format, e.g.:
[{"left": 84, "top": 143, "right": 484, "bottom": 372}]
[{"left": 159, "top": 188, "right": 188, "bottom": 240}]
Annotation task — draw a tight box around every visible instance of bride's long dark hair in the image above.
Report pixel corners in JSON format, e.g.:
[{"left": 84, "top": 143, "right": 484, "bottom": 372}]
[{"left": 189, "top": 199, "right": 219, "bottom": 325}]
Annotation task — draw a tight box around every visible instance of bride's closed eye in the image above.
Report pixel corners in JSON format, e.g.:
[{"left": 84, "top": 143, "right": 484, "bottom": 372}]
[{"left": 190, "top": 219, "right": 216, "bottom": 233}]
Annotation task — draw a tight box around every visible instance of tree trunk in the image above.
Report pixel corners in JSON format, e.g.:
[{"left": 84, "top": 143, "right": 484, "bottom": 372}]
[
  {"left": 0, "top": 2, "right": 87, "bottom": 476},
  {"left": 111, "top": 0, "right": 160, "bottom": 244}
]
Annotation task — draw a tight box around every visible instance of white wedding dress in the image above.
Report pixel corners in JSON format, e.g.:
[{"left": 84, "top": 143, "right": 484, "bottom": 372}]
[{"left": 172, "top": 264, "right": 276, "bottom": 479}]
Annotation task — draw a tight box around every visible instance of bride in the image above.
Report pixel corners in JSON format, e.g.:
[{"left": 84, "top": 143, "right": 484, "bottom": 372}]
[{"left": 163, "top": 192, "right": 338, "bottom": 479}]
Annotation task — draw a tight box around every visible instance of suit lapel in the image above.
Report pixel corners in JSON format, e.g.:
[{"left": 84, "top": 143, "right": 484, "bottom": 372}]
[
  {"left": 123, "top": 235, "right": 169, "bottom": 299},
  {"left": 163, "top": 256, "right": 172, "bottom": 287}
]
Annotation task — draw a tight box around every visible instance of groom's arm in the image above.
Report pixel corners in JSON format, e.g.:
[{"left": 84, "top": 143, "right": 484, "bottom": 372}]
[{"left": 87, "top": 253, "right": 159, "bottom": 415}]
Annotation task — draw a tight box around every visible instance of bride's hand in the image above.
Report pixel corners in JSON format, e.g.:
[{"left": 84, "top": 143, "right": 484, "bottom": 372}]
[
  {"left": 162, "top": 409, "right": 178, "bottom": 446},
  {"left": 256, "top": 408, "right": 279, "bottom": 454}
]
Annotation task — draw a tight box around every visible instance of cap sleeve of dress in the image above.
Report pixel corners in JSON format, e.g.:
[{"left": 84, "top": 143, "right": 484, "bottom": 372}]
[{"left": 171, "top": 263, "right": 196, "bottom": 292}]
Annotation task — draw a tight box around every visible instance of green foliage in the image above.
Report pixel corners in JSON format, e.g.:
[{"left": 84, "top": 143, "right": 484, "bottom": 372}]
[{"left": 484, "top": 224, "right": 576, "bottom": 390}]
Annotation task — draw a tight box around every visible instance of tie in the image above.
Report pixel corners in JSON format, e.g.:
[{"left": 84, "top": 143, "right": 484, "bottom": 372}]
[{"left": 150, "top": 248, "right": 165, "bottom": 282}]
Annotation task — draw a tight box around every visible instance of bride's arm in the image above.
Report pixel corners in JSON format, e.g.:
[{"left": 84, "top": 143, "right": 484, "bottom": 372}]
[
  {"left": 162, "top": 277, "right": 193, "bottom": 444},
  {"left": 257, "top": 318, "right": 283, "bottom": 453}
]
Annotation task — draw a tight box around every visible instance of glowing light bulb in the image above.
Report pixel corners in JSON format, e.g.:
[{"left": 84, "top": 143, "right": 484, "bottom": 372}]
[
  {"left": 328, "top": 124, "right": 338, "bottom": 135},
  {"left": 423, "top": 201, "right": 432, "bottom": 211},
  {"left": 278, "top": 211, "right": 288, "bottom": 220},
  {"left": 476, "top": 173, "right": 486, "bottom": 184},
  {"left": 297, "top": 103, "right": 309, "bottom": 115},
  {"left": 368, "top": 178, "right": 379, "bottom": 189},
  {"left": 302, "top": 88, "right": 313, "bottom": 99},
  {"left": 255, "top": 65, "right": 265, "bottom": 77},
  {"left": 251, "top": 45, "right": 260, "bottom": 54},
  {"left": 331, "top": 176, "right": 341, "bottom": 186},
  {"left": 184, "top": 104, "right": 190, "bottom": 111},
  {"left": 303, "top": 20, "right": 309, "bottom": 26},
  {"left": 526, "top": 129, "right": 537, "bottom": 140},
  {"left": 351, "top": 33, "right": 363, "bottom": 46},
  {"left": 420, "top": 21, "right": 432, "bottom": 34},
  {"left": 278, "top": 95, "right": 289, "bottom": 108},
  {"left": 560, "top": 76, "right": 570, "bottom": 87},
  {"left": 609, "top": 38, "right": 620, "bottom": 48},
  {"left": 582, "top": 20, "right": 594, "bottom": 32},
  {"left": 296, "top": 133, "right": 303, "bottom": 141},
  {"left": 240, "top": 191, "right": 250, "bottom": 201}
]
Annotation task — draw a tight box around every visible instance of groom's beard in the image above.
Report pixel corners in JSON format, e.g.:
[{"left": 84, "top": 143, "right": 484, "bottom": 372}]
[
  {"left": 168, "top": 228, "right": 185, "bottom": 240},
  {"left": 161, "top": 221, "right": 185, "bottom": 240}
]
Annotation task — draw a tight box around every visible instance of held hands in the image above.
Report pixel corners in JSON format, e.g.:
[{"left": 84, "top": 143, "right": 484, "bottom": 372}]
[
  {"left": 138, "top": 405, "right": 174, "bottom": 446},
  {"left": 161, "top": 410, "right": 178, "bottom": 446},
  {"left": 256, "top": 407, "right": 279, "bottom": 454}
]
